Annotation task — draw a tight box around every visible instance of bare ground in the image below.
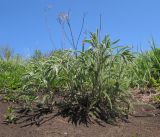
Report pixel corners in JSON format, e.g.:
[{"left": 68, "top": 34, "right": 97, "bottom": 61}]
[{"left": 0, "top": 90, "right": 160, "bottom": 137}]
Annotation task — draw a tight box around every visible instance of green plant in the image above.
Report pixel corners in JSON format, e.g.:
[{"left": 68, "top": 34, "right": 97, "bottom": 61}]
[
  {"left": 130, "top": 52, "right": 152, "bottom": 88},
  {"left": 153, "top": 94, "right": 160, "bottom": 104},
  {"left": 20, "top": 50, "right": 70, "bottom": 110},
  {"left": 0, "top": 60, "right": 25, "bottom": 94},
  {"left": 4, "top": 106, "right": 17, "bottom": 123},
  {"left": 59, "top": 30, "right": 134, "bottom": 123},
  {"left": 131, "top": 40, "right": 160, "bottom": 88}
]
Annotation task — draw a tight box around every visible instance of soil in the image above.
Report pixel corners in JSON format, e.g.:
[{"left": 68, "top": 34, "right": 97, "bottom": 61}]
[{"left": 0, "top": 91, "right": 160, "bottom": 137}]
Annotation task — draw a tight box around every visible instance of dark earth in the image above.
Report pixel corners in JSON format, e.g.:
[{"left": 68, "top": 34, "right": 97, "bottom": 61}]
[{"left": 0, "top": 90, "right": 160, "bottom": 137}]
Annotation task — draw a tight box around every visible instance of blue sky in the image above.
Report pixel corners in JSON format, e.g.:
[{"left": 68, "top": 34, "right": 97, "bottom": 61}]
[{"left": 0, "top": 0, "right": 160, "bottom": 56}]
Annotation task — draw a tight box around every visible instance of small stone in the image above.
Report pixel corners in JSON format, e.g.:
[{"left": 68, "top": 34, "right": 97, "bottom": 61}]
[{"left": 64, "top": 132, "right": 68, "bottom": 135}]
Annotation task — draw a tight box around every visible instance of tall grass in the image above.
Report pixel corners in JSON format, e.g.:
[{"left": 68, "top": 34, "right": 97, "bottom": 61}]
[
  {"left": 1, "top": 34, "right": 160, "bottom": 124},
  {"left": 131, "top": 40, "right": 160, "bottom": 88}
]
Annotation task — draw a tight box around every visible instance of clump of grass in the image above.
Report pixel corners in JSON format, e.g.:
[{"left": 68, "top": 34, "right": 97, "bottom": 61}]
[{"left": 58, "top": 30, "right": 134, "bottom": 123}]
